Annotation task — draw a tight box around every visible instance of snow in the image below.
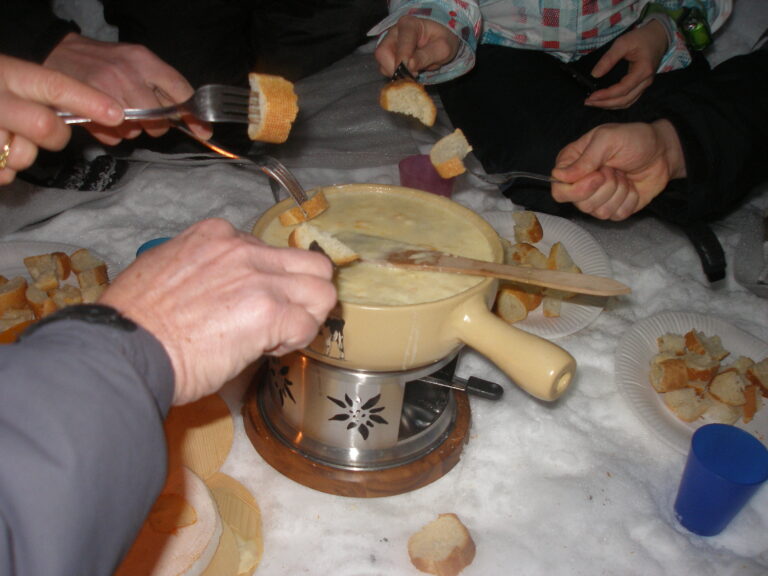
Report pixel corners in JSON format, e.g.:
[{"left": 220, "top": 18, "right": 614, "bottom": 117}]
[{"left": 4, "top": 1, "right": 768, "bottom": 574}]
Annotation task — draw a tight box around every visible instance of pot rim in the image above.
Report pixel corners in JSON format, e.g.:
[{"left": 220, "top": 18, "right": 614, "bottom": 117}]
[{"left": 252, "top": 183, "right": 504, "bottom": 311}]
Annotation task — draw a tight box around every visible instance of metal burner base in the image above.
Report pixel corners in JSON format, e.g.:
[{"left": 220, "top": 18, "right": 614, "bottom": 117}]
[{"left": 242, "top": 363, "right": 471, "bottom": 498}]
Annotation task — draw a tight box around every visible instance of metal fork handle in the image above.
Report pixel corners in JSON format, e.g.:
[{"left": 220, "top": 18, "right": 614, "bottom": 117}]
[
  {"left": 57, "top": 104, "right": 190, "bottom": 125},
  {"left": 166, "top": 118, "right": 309, "bottom": 215},
  {"left": 478, "top": 170, "right": 563, "bottom": 185}
]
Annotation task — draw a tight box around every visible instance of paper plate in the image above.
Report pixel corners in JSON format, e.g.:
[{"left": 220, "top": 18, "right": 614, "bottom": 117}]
[
  {"left": 481, "top": 211, "right": 611, "bottom": 339},
  {"left": 206, "top": 472, "right": 264, "bottom": 576},
  {"left": 615, "top": 312, "right": 768, "bottom": 454},
  {"left": 164, "top": 393, "right": 235, "bottom": 480}
]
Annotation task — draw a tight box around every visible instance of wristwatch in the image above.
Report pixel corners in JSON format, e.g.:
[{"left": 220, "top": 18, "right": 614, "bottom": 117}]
[
  {"left": 20, "top": 304, "right": 137, "bottom": 340},
  {"left": 641, "top": 3, "right": 713, "bottom": 51}
]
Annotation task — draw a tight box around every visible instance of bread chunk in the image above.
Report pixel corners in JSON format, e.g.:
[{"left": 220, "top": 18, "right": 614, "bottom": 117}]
[
  {"left": 0, "top": 277, "right": 29, "bottom": 315},
  {"left": 278, "top": 190, "right": 329, "bottom": 226},
  {"left": 429, "top": 129, "right": 472, "bottom": 178},
  {"left": 656, "top": 333, "right": 686, "bottom": 356},
  {"left": 663, "top": 388, "right": 710, "bottom": 422},
  {"left": 709, "top": 370, "right": 747, "bottom": 406},
  {"left": 408, "top": 513, "right": 476, "bottom": 576},
  {"left": 512, "top": 211, "right": 543, "bottom": 244},
  {"left": 247, "top": 73, "right": 299, "bottom": 143},
  {"left": 288, "top": 223, "right": 360, "bottom": 266},
  {"left": 745, "top": 358, "right": 768, "bottom": 396},
  {"left": 649, "top": 356, "right": 688, "bottom": 393},
  {"left": 380, "top": 79, "right": 437, "bottom": 127}
]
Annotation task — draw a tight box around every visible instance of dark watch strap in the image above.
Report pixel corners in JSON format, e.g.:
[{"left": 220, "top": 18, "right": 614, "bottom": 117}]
[{"left": 20, "top": 304, "right": 137, "bottom": 340}]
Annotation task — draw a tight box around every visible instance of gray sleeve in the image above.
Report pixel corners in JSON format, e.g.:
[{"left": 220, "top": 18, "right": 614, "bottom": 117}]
[{"left": 0, "top": 319, "right": 175, "bottom": 576}]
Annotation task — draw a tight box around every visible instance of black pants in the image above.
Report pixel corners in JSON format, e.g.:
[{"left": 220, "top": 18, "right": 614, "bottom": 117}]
[{"left": 437, "top": 41, "right": 710, "bottom": 214}]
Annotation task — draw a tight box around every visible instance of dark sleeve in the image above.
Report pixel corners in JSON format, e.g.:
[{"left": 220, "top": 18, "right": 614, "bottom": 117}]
[
  {"left": 0, "top": 319, "right": 174, "bottom": 576},
  {"left": 0, "top": 0, "right": 80, "bottom": 63},
  {"left": 645, "top": 46, "right": 768, "bottom": 224}
]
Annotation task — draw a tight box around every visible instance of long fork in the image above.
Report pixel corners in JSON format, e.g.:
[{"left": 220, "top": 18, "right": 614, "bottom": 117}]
[{"left": 57, "top": 84, "right": 252, "bottom": 125}]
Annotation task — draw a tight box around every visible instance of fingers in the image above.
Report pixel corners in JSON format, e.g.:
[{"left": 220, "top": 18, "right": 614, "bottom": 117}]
[
  {"left": 374, "top": 16, "right": 458, "bottom": 77},
  {"left": 585, "top": 73, "right": 652, "bottom": 109}
]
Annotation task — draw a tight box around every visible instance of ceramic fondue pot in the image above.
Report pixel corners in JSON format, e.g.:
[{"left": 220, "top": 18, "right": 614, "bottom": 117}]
[{"left": 252, "top": 184, "right": 575, "bottom": 401}]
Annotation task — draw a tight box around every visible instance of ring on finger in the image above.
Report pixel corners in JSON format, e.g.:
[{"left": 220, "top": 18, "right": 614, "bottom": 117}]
[{"left": 0, "top": 133, "right": 14, "bottom": 170}]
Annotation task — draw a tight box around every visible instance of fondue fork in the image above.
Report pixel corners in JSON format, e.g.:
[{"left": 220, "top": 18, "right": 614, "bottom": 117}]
[
  {"left": 57, "top": 84, "right": 252, "bottom": 125},
  {"left": 380, "top": 249, "right": 630, "bottom": 297}
]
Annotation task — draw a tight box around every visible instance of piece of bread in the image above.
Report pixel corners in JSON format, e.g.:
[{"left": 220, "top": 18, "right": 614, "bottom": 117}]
[
  {"left": 494, "top": 285, "right": 542, "bottom": 324},
  {"left": 0, "top": 308, "right": 35, "bottom": 344},
  {"left": 682, "top": 329, "right": 728, "bottom": 360},
  {"left": 709, "top": 370, "right": 747, "bottom": 406},
  {"left": 745, "top": 358, "right": 768, "bottom": 396},
  {"left": 662, "top": 388, "right": 711, "bottom": 422},
  {"left": 649, "top": 356, "right": 689, "bottom": 393},
  {"left": 247, "top": 73, "right": 299, "bottom": 143},
  {"left": 547, "top": 242, "right": 581, "bottom": 274},
  {"left": 288, "top": 223, "right": 360, "bottom": 266},
  {"left": 429, "top": 129, "right": 473, "bottom": 179},
  {"left": 379, "top": 79, "right": 437, "bottom": 127},
  {"left": 656, "top": 333, "right": 687, "bottom": 356},
  {"left": 506, "top": 242, "right": 547, "bottom": 269},
  {"left": 278, "top": 190, "right": 329, "bottom": 226},
  {"left": 721, "top": 355, "right": 755, "bottom": 375},
  {"left": 683, "top": 352, "right": 719, "bottom": 387},
  {"left": 0, "top": 277, "right": 29, "bottom": 315},
  {"left": 512, "top": 211, "right": 543, "bottom": 244},
  {"left": 701, "top": 394, "right": 742, "bottom": 425},
  {"left": 23, "top": 252, "right": 70, "bottom": 292},
  {"left": 51, "top": 284, "right": 83, "bottom": 309},
  {"left": 742, "top": 385, "right": 762, "bottom": 424},
  {"left": 25, "top": 284, "right": 57, "bottom": 319},
  {"left": 408, "top": 513, "right": 476, "bottom": 576}
]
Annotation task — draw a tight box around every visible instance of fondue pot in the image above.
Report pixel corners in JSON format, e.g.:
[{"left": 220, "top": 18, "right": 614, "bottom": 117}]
[{"left": 252, "top": 184, "right": 575, "bottom": 402}]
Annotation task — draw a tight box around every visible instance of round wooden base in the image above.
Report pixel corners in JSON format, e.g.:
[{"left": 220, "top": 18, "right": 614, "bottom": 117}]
[{"left": 242, "top": 372, "right": 471, "bottom": 498}]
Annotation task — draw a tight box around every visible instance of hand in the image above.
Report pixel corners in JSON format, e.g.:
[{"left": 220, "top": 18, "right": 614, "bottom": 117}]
[
  {"left": 44, "top": 33, "right": 209, "bottom": 145},
  {"left": 98, "top": 218, "right": 337, "bottom": 404},
  {"left": 375, "top": 15, "right": 460, "bottom": 78},
  {"left": 551, "top": 121, "right": 685, "bottom": 221},
  {"left": 0, "top": 54, "right": 124, "bottom": 186},
  {"left": 585, "top": 21, "right": 668, "bottom": 109}
]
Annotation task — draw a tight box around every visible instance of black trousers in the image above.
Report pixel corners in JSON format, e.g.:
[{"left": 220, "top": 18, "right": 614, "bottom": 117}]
[{"left": 437, "top": 41, "right": 710, "bottom": 214}]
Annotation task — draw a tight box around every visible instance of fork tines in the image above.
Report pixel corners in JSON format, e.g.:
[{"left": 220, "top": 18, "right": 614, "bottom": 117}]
[{"left": 205, "top": 84, "right": 254, "bottom": 123}]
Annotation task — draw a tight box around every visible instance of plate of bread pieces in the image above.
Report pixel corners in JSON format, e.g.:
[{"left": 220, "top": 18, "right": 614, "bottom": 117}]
[
  {"left": 482, "top": 210, "right": 612, "bottom": 339},
  {"left": 0, "top": 241, "right": 114, "bottom": 343},
  {"left": 615, "top": 311, "right": 768, "bottom": 454}
]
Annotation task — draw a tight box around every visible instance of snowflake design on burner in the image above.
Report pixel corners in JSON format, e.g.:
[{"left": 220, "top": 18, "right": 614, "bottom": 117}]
[
  {"left": 269, "top": 363, "right": 295, "bottom": 406},
  {"left": 327, "top": 393, "right": 388, "bottom": 440}
]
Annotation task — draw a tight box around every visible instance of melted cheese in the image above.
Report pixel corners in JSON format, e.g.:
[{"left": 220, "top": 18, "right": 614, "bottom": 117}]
[{"left": 260, "top": 188, "right": 494, "bottom": 306}]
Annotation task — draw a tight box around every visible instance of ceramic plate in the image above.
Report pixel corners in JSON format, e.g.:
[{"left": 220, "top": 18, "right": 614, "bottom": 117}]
[
  {"left": 0, "top": 241, "right": 115, "bottom": 283},
  {"left": 615, "top": 312, "right": 768, "bottom": 454},
  {"left": 482, "top": 211, "right": 611, "bottom": 339}
]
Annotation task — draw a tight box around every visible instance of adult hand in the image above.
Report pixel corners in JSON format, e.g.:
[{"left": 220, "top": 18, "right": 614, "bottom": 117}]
[
  {"left": 44, "top": 33, "right": 210, "bottom": 145},
  {"left": 585, "top": 20, "right": 668, "bottom": 109},
  {"left": 375, "top": 15, "right": 460, "bottom": 78},
  {"left": 0, "top": 54, "right": 123, "bottom": 186},
  {"left": 98, "top": 218, "right": 337, "bottom": 404},
  {"left": 551, "top": 121, "right": 685, "bottom": 221}
]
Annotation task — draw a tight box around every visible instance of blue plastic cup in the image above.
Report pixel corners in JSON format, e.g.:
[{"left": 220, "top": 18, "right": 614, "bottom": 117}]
[
  {"left": 136, "top": 237, "right": 171, "bottom": 257},
  {"left": 674, "top": 423, "right": 768, "bottom": 536}
]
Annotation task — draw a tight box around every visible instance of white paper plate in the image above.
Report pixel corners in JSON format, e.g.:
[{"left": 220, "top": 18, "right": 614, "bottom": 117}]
[
  {"left": 615, "top": 312, "right": 768, "bottom": 454},
  {"left": 0, "top": 241, "right": 115, "bottom": 283},
  {"left": 481, "top": 211, "right": 611, "bottom": 339}
]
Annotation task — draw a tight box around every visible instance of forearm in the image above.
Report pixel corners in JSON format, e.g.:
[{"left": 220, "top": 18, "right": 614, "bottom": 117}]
[
  {"left": 647, "top": 49, "right": 768, "bottom": 223},
  {"left": 0, "top": 319, "right": 174, "bottom": 576},
  {"left": 0, "top": 1, "right": 80, "bottom": 63}
]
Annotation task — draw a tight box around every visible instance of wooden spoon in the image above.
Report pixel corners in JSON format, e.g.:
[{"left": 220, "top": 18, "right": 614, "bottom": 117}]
[{"left": 376, "top": 248, "right": 630, "bottom": 297}]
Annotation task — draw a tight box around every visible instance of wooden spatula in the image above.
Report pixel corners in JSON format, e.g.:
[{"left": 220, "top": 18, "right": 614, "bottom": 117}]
[{"left": 377, "top": 249, "right": 630, "bottom": 297}]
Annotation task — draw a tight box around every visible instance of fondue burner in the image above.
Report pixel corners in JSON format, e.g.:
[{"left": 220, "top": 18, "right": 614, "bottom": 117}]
[{"left": 242, "top": 352, "right": 502, "bottom": 498}]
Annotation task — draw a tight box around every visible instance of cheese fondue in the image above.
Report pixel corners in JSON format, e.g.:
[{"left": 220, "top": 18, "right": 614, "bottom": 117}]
[{"left": 258, "top": 186, "right": 496, "bottom": 306}]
